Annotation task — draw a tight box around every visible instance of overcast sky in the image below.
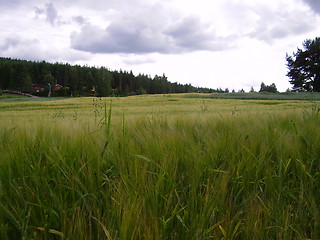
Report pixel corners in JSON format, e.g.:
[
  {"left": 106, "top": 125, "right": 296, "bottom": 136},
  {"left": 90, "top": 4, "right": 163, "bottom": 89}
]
[{"left": 1, "top": 0, "right": 320, "bottom": 91}]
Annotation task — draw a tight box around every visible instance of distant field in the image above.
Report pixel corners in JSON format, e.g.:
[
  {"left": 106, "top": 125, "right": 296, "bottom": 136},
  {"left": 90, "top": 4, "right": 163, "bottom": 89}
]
[
  {"left": 2, "top": 91, "right": 320, "bottom": 102},
  {"left": 1, "top": 95, "right": 320, "bottom": 239},
  {"left": 185, "top": 91, "right": 320, "bottom": 100}
]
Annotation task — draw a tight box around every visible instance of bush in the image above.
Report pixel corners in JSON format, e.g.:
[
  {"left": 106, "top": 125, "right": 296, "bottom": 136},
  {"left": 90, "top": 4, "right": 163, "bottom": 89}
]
[
  {"left": 137, "top": 87, "right": 147, "bottom": 95},
  {"left": 53, "top": 87, "right": 68, "bottom": 97}
]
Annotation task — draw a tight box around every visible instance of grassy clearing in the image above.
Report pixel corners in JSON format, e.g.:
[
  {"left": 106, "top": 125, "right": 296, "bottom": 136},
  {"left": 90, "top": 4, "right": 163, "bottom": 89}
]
[
  {"left": 0, "top": 95, "right": 320, "bottom": 239},
  {"left": 0, "top": 94, "right": 28, "bottom": 100}
]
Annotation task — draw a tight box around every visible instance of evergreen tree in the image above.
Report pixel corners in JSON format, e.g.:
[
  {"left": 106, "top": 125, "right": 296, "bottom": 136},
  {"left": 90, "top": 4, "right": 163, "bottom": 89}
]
[
  {"left": 286, "top": 37, "right": 320, "bottom": 91},
  {"left": 259, "top": 82, "right": 277, "bottom": 93},
  {"left": 15, "top": 65, "right": 33, "bottom": 93},
  {"left": 69, "top": 66, "right": 79, "bottom": 96},
  {"left": 0, "top": 64, "right": 14, "bottom": 89},
  {"left": 43, "top": 71, "right": 55, "bottom": 86},
  {"left": 0, "top": 57, "right": 214, "bottom": 96},
  {"left": 96, "top": 68, "right": 112, "bottom": 97}
]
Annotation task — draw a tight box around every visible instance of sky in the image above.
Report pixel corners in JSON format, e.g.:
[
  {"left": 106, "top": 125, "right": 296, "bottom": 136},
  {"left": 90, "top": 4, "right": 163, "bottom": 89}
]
[{"left": 1, "top": 0, "right": 320, "bottom": 92}]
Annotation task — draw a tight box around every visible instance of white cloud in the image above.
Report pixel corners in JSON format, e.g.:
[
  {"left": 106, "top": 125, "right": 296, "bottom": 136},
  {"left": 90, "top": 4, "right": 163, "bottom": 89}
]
[
  {"left": 0, "top": 35, "right": 89, "bottom": 62},
  {"left": 248, "top": 4, "right": 316, "bottom": 42},
  {"left": 121, "top": 55, "right": 157, "bottom": 65},
  {"left": 218, "top": 0, "right": 317, "bottom": 44},
  {"left": 1, "top": 0, "right": 320, "bottom": 91}
]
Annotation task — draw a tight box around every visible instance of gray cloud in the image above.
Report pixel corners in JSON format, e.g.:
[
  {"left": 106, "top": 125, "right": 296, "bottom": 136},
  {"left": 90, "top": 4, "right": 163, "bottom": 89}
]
[
  {"left": 71, "top": 24, "right": 168, "bottom": 54},
  {"left": 35, "top": 2, "right": 58, "bottom": 26},
  {"left": 0, "top": 38, "right": 21, "bottom": 51},
  {"left": 165, "top": 17, "right": 219, "bottom": 51},
  {"left": 0, "top": 0, "right": 22, "bottom": 8},
  {"left": 72, "top": 16, "right": 88, "bottom": 25},
  {"left": 46, "top": 3, "right": 58, "bottom": 25},
  {"left": 303, "top": 0, "right": 320, "bottom": 13},
  {"left": 70, "top": 15, "right": 233, "bottom": 54}
]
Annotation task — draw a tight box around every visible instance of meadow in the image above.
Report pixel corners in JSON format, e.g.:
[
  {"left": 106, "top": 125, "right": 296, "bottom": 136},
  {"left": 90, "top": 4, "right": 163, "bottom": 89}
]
[{"left": 0, "top": 94, "right": 320, "bottom": 239}]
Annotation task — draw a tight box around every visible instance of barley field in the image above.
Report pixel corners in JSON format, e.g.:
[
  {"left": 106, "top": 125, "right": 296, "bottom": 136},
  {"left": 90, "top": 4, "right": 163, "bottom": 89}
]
[{"left": 1, "top": 94, "right": 320, "bottom": 239}]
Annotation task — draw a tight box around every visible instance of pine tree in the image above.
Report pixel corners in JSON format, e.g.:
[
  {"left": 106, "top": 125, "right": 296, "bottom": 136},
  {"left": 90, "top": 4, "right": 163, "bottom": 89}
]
[{"left": 286, "top": 37, "right": 320, "bottom": 91}]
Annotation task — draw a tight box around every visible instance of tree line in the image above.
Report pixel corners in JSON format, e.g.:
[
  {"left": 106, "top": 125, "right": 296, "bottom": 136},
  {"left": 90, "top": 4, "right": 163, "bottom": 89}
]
[{"left": 0, "top": 58, "right": 217, "bottom": 97}]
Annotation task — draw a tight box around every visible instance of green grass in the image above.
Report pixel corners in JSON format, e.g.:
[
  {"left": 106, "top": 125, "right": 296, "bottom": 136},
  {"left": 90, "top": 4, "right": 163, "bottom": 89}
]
[
  {"left": 0, "top": 95, "right": 320, "bottom": 239},
  {"left": 0, "top": 96, "right": 67, "bottom": 103},
  {"left": 0, "top": 93, "right": 28, "bottom": 100}
]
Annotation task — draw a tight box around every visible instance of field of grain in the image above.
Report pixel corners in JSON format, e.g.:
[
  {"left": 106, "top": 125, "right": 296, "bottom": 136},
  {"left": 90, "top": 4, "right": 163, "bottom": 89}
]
[{"left": 1, "top": 94, "right": 320, "bottom": 239}]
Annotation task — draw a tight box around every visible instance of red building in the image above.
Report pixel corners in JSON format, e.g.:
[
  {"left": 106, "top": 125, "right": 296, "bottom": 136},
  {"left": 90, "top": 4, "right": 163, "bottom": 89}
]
[
  {"left": 32, "top": 84, "right": 45, "bottom": 92},
  {"left": 54, "top": 84, "right": 63, "bottom": 91},
  {"left": 33, "top": 83, "right": 66, "bottom": 92}
]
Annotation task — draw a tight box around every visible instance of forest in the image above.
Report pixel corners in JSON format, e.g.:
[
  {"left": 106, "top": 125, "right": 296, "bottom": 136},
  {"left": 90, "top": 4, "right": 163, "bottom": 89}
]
[{"left": 0, "top": 58, "right": 216, "bottom": 97}]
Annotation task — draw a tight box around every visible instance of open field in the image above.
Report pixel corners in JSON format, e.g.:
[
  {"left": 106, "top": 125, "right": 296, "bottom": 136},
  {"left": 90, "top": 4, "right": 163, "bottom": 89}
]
[{"left": 1, "top": 94, "right": 320, "bottom": 239}]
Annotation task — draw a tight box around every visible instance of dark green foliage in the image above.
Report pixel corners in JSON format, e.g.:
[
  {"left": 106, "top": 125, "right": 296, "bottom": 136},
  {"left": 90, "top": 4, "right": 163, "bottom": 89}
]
[
  {"left": 85, "top": 71, "right": 94, "bottom": 91},
  {"left": 96, "top": 68, "right": 112, "bottom": 97},
  {"left": 15, "top": 65, "right": 33, "bottom": 93},
  {"left": 259, "top": 82, "right": 278, "bottom": 93},
  {"left": 136, "top": 87, "right": 147, "bottom": 95},
  {"left": 0, "top": 64, "right": 14, "bottom": 89},
  {"left": 287, "top": 37, "right": 320, "bottom": 91},
  {"left": 53, "top": 87, "right": 68, "bottom": 97},
  {"left": 0, "top": 58, "right": 213, "bottom": 97},
  {"left": 43, "top": 72, "right": 55, "bottom": 86}
]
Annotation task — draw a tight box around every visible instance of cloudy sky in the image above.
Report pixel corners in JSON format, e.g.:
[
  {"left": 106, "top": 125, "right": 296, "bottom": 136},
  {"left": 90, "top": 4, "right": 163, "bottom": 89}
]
[{"left": 1, "top": 0, "right": 320, "bottom": 91}]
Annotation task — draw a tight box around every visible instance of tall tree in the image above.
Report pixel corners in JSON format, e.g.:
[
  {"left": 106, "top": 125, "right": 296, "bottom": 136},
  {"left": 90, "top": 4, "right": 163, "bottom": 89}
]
[
  {"left": 69, "top": 66, "right": 79, "bottom": 96},
  {"left": 286, "top": 37, "right": 320, "bottom": 91},
  {"left": 85, "top": 71, "right": 94, "bottom": 88},
  {"left": 259, "top": 82, "right": 278, "bottom": 93},
  {"left": 15, "top": 65, "right": 33, "bottom": 93},
  {"left": 43, "top": 71, "right": 55, "bottom": 86},
  {"left": 0, "top": 64, "right": 14, "bottom": 89},
  {"left": 96, "top": 67, "right": 112, "bottom": 97}
]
